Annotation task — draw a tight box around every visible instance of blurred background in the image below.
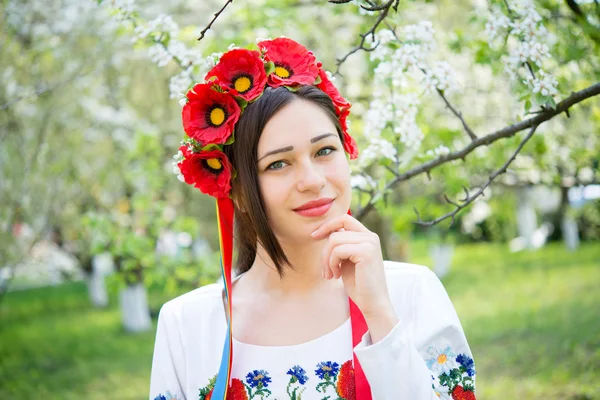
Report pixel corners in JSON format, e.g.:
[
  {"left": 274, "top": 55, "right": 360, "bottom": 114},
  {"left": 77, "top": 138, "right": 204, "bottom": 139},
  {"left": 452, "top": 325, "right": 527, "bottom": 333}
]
[{"left": 1, "top": 0, "right": 598, "bottom": 399}]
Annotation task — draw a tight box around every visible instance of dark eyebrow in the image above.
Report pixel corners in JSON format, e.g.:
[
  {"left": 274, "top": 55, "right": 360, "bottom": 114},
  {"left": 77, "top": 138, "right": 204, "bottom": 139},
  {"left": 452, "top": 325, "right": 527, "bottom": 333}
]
[
  {"left": 310, "top": 133, "right": 337, "bottom": 143},
  {"left": 258, "top": 133, "right": 337, "bottom": 162}
]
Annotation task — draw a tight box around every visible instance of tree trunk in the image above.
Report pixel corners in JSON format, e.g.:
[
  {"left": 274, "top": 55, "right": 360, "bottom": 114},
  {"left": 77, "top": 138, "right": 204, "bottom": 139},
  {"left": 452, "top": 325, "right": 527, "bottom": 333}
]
[{"left": 119, "top": 283, "right": 152, "bottom": 333}]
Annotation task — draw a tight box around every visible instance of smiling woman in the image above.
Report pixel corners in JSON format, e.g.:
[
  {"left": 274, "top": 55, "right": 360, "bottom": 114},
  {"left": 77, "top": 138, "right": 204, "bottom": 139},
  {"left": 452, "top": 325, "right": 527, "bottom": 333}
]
[
  {"left": 151, "top": 38, "right": 477, "bottom": 400},
  {"left": 225, "top": 85, "right": 351, "bottom": 277}
]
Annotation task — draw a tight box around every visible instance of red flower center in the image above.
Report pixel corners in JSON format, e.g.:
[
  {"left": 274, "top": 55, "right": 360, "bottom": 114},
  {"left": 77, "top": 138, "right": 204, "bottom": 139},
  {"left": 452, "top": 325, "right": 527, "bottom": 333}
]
[
  {"left": 233, "top": 74, "right": 253, "bottom": 94},
  {"left": 274, "top": 63, "right": 293, "bottom": 78},
  {"left": 206, "top": 106, "right": 227, "bottom": 127}
]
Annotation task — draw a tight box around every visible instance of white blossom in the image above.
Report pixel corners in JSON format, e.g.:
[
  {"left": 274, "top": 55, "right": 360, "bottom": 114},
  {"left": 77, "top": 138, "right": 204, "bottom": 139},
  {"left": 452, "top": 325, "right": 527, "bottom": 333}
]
[
  {"left": 134, "top": 14, "right": 178, "bottom": 40},
  {"left": 485, "top": 9, "right": 511, "bottom": 42},
  {"left": 351, "top": 174, "right": 376, "bottom": 191},
  {"left": 148, "top": 44, "right": 173, "bottom": 67},
  {"left": 169, "top": 69, "right": 193, "bottom": 99},
  {"left": 426, "top": 145, "right": 451, "bottom": 158},
  {"left": 421, "top": 61, "right": 457, "bottom": 93},
  {"left": 525, "top": 70, "right": 559, "bottom": 96},
  {"left": 485, "top": 0, "right": 558, "bottom": 97}
]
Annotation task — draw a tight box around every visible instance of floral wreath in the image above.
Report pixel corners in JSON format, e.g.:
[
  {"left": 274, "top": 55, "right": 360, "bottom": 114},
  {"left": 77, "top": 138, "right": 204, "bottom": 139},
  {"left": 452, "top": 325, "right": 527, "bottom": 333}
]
[{"left": 172, "top": 37, "right": 359, "bottom": 199}]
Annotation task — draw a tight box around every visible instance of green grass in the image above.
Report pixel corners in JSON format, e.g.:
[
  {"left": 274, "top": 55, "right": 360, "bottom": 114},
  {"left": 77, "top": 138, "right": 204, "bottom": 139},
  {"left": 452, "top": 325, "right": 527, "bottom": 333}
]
[{"left": 1, "top": 241, "right": 599, "bottom": 399}]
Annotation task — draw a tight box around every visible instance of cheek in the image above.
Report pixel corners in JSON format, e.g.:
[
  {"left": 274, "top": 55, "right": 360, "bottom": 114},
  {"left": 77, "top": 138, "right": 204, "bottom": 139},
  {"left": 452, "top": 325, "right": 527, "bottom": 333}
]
[
  {"left": 258, "top": 174, "right": 288, "bottom": 217},
  {"left": 330, "top": 154, "right": 351, "bottom": 189}
]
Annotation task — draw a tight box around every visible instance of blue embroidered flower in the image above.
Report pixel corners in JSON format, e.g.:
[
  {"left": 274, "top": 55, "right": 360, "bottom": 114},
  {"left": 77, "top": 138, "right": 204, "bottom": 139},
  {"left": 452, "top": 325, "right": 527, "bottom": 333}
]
[
  {"left": 245, "top": 369, "right": 272, "bottom": 389},
  {"left": 154, "top": 396, "right": 167, "bottom": 400},
  {"left": 287, "top": 365, "right": 309, "bottom": 385},
  {"left": 456, "top": 354, "right": 476, "bottom": 377},
  {"left": 315, "top": 361, "right": 340, "bottom": 380}
]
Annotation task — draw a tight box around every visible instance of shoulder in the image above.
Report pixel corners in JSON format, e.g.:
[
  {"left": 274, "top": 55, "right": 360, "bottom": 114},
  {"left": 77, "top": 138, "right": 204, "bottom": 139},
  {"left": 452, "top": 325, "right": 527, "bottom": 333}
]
[
  {"left": 383, "top": 260, "right": 438, "bottom": 291},
  {"left": 159, "top": 282, "right": 223, "bottom": 323},
  {"left": 382, "top": 260, "right": 449, "bottom": 312}
]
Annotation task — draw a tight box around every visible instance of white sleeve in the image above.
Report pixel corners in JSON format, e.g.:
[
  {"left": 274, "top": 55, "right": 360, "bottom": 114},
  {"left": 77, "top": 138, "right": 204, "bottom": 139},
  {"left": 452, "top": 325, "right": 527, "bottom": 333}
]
[
  {"left": 149, "top": 301, "right": 187, "bottom": 400},
  {"left": 354, "top": 268, "right": 477, "bottom": 400}
]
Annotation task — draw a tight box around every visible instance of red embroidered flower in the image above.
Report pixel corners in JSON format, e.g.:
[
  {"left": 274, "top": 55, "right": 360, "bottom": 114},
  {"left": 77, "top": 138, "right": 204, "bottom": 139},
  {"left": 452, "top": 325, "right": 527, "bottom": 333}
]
[
  {"left": 205, "top": 49, "right": 267, "bottom": 102},
  {"left": 226, "top": 378, "right": 248, "bottom": 400},
  {"left": 182, "top": 83, "right": 241, "bottom": 145},
  {"left": 178, "top": 145, "right": 233, "bottom": 198},
  {"left": 336, "top": 360, "right": 356, "bottom": 400},
  {"left": 338, "top": 108, "right": 358, "bottom": 159},
  {"left": 257, "top": 37, "right": 319, "bottom": 88},
  {"left": 205, "top": 389, "right": 213, "bottom": 400},
  {"left": 316, "top": 68, "right": 351, "bottom": 114},
  {"left": 452, "top": 385, "right": 476, "bottom": 400}
]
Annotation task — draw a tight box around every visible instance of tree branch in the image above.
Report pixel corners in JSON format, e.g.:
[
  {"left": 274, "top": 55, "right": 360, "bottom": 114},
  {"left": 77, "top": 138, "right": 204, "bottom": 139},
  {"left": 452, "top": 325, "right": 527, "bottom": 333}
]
[
  {"left": 354, "top": 81, "right": 600, "bottom": 221},
  {"left": 331, "top": 0, "right": 396, "bottom": 75},
  {"left": 437, "top": 89, "right": 478, "bottom": 140},
  {"left": 197, "top": 0, "right": 234, "bottom": 41},
  {"left": 414, "top": 125, "right": 538, "bottom": 226}
]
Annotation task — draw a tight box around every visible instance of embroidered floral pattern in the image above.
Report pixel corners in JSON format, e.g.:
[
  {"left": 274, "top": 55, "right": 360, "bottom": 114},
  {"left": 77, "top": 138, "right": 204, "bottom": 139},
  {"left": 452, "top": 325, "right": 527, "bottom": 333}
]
[
  {"left": 426, "top": 344, "right": 476, "bottom": 400},
  {"left": 315, "top": 360, "right": 356, "bottom": 400},
  {"left": 197, "top": 360, "right": 355, "bottom": 400},
  {"left": 286, "top": 365, "right": 309, "bottom": 400},
  {"left": 153, "top": 391, "right": 183, "bottom": 400},
  {"left": 244, "top": 369, "right": 272, "bottom": 399}
]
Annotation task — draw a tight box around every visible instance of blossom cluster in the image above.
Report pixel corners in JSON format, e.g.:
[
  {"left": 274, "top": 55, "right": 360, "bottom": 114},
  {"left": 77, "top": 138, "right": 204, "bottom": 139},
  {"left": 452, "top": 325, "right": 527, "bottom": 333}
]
[
  {"left": 106, "top": 1, "right": 207, "bottom": 99},
  {"left": 485, "top": 0, "right": 558, "bottom": 99},
  {"left": 359, "top": 21, "right": 457, "bottom": 173}
]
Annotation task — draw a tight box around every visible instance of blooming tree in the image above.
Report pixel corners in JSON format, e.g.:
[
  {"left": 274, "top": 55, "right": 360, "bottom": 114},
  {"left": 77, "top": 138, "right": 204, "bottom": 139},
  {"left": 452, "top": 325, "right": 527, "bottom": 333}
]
[{"left": 99, "top": 0, "right": 599, "bottom": 229}]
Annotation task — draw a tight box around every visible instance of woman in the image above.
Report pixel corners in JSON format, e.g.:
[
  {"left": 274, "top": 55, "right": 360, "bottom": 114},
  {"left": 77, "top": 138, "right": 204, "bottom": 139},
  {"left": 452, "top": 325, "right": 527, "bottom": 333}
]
[{"left": 150, "top": 38, "right": 476, "bottom": 400}]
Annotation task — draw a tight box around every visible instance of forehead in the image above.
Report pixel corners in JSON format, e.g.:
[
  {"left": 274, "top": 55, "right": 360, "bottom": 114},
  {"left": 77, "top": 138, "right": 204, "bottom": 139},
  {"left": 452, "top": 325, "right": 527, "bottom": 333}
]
[{"left": 258, "top": 99, "right": 337, "bottom": 153}]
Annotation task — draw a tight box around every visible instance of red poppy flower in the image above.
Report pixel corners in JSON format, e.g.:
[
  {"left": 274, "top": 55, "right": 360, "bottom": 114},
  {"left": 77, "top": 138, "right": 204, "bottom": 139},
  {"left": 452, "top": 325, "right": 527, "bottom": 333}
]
[
  {"left": 336, "top": 360, "right": 356, "bottom": 400},
  {"left": 452, "top": 385, "right": 476, "bottom": 400},
  {"left": 316, "top": 68, "right": 351, "bottom": 113},
  {"left": 339, "top": 108, "right": 358, "bottom": 159},
  {"left": 257, "top": 37, "right": 319, "bottom": 88},
  {"left": 182, "top": 83, "right": 241, "bottom": 145},
  {"left": 178, "top": 145, "right": 233, "bottom": 198},
  {"left": 205, "top": 49, "right": 267, "bottom": 102},
  {"left": 226, "top": 378, "right": 248, "bottom": 400}
]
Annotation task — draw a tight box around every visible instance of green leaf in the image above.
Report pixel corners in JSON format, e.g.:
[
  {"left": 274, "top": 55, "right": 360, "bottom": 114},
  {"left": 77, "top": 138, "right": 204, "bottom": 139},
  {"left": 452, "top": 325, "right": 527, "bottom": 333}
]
[
  {"left": 224, "top": 130, "right": 235, "bottom": 145},
  {"left": 235, "top": 96, "right": 248, "bottom": 109},
  {"left": 264, "top": 61, "right": 275, "bottom": 76}
]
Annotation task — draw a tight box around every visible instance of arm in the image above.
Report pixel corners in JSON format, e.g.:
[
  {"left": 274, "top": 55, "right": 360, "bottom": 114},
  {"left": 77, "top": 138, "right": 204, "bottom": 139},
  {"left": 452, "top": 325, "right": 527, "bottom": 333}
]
[
  {"left": 354, "top": 267, "right": 476, "bottom": 400},
  {"left": 149, "top": 301, "right": 187, "bottom": 400}
]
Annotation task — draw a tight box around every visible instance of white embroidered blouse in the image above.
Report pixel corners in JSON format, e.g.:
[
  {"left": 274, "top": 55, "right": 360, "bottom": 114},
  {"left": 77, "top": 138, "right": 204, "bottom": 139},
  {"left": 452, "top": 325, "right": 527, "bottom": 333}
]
[{"left": 149, "top": 261, "right": 477, "bottom": 400}]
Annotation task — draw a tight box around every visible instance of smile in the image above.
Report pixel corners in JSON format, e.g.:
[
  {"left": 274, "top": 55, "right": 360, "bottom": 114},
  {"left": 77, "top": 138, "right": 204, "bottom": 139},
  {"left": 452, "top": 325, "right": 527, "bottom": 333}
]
[{"left": 293, "top": 198, "right": 334, "bottom": 217}]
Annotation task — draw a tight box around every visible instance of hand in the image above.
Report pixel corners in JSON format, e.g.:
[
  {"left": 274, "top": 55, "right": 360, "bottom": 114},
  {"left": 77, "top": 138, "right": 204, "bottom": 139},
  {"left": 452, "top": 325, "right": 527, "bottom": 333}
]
[{"left": 311, "top": 214, "right": 396, "bottom": 322}]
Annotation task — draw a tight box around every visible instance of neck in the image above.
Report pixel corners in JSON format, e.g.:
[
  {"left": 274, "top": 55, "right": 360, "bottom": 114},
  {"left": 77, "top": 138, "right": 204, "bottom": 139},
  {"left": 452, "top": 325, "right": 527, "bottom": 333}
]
[{"left": 242, "top": 236, "right": 336, "bottom": 296}]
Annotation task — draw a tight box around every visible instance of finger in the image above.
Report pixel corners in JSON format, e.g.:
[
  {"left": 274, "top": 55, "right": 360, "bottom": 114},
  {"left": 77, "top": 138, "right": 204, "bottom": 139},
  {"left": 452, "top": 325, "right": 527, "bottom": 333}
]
[
  {"left": 328, "top": 243, "right": 369, "bottom": 278},
  {"left": 312, "top": 214, "right": 368, "bottom": 239},
  {"left": 322, "top": 231, "right": 371, "bottom": 278},
  {"left": 322, "top": 231, "right": 371, "bottom": 275}
]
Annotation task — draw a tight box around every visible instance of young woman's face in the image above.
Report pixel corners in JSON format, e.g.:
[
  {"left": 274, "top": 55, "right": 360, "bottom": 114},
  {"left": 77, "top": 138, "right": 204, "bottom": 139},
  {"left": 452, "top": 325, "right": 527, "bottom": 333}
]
[{"left": 256, "top": 99, "right": 351, "bottom": 242}]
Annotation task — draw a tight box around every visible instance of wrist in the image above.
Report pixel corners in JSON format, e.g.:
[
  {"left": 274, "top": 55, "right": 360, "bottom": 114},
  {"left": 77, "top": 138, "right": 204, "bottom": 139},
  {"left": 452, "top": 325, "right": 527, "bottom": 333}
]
[{"left": 363, "top": 302, "right": 399, "bottom": 344}]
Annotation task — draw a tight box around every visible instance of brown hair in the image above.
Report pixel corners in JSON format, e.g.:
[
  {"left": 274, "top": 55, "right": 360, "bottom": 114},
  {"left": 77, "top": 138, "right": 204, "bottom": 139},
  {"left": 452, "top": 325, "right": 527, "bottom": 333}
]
[{"left": 223, "top": 85, "right": 344, "bottom": 276}]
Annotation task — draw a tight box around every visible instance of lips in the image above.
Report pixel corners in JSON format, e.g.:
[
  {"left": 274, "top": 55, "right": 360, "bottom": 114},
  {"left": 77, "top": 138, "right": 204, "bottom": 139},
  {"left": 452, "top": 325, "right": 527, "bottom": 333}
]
[
  {"left": 293, "top": 198, "right": 334, "bottom": 211},
  {"left": 293, "top": 198, "right": 335, "bottom": 218}
]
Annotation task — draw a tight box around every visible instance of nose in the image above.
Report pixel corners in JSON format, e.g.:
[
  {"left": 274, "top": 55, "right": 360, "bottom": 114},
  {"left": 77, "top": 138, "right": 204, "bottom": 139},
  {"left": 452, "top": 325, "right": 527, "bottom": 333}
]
[{"left": 295, "top": 159, "right": 326, "bottom": 193}]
